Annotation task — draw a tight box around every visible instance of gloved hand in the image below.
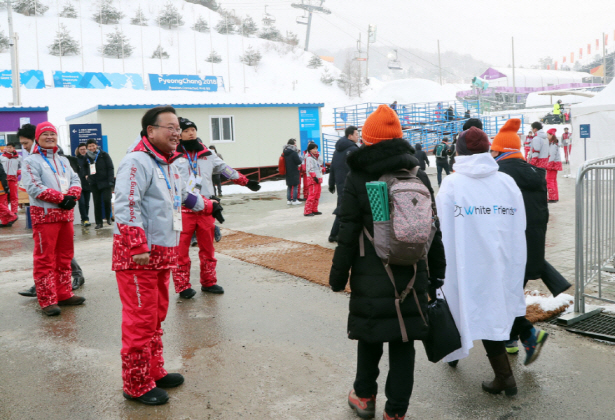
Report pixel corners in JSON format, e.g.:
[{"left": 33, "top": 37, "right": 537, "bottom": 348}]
[
  {"left": 328, "top": 185, "right": 335, "bottom": 194},
  {"left": 211, "top": 201, "right": 225, "bottom": 224},
  {"left": 58, "top": 195, "right": 77, "bottom": 210},
  {"left": 246, "top": 180, "right": 261, "bottom": 191},
  {"left": 428, "top": 278, "right": 444, "bottom": 301},
  {"left": 312, "top": 177, "right": 319, "bottom": 184},
  {"left": 209, "top": 195, "right": 222, "bottom": 203}
]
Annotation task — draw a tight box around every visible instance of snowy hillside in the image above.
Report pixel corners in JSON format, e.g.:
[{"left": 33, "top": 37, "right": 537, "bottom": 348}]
[{"left": 0, "top": 0, "right": 351, "bottom": 126}]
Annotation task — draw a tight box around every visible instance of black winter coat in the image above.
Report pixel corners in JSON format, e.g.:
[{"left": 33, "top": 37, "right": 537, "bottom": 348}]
[
  {"left": 497, "top": 158, "right": 548, "bottom": 280},
  {"left": 283, "top": 145, "right": 302, "bottom": 186},
  {"left": 329, "top": 136, "right": 359, "bottom": 214},
  {"left": 413, "top": 143, "right": 429, "bottom": 171},
  {"left": 83, "top": 150, "right": 115, "bottom": 190},
  {"left": 76, "top": 154, "right": 91, "bottom": 191},
  {"left": 329, "top": 139, "right": 446, "bottom": 343}
]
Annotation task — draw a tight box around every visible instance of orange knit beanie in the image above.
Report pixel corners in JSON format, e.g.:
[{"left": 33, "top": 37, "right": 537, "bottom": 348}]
[
  {"left": 361, "top": 104, "right": 403, "bottom": 146},
  {"left": 491, "top": 118, "right": 522, "bottom": 152}
]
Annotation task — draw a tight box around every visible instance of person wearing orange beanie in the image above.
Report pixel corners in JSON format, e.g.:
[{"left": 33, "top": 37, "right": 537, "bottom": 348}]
[
  {"left": 330, "top": 104, "right": 447, "bottom": 419},
  {"left": 490, "top": 118, "right": 550, "bottom": 364}
]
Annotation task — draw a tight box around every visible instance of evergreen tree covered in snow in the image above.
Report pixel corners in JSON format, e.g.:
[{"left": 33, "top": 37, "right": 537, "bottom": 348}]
[
  {"left": 13, "top": 0, "right": 49, "bottom": 16},
  {"left": 259, "top": 24, "right": 281, "bottom": 41},
  {"left": 48, "top": 24, "right": 80, "bottom": 56},
  {"left": 93, "top": 0, "right": 124, "bottom": 25},
  {"left": 320, "top": 67, "right": 335, "bottom": 85},
  {"left": 240, "top": 16, "right": 257, "bottom": 37},
  {"left": 158, "top": 2, "right": 185, "bottom": 29},
  {"left": 240, "top": 45, "right": 262, "bottom": 67},
  {"left": 131, "top": 6, "right": 148, "bottom": 26},
  {"left": 59, "top": 2, "right": 78, "bottom": 18},
  {"left": 215, "top": 18, "right": 236, "bottom": 35},
  {"left": 284, "top": 31, "right": 299, "bottom": 47},
  {"left": 192, "top": 15, "right": 209, "bottom": 33},
  {"left": 101, "top": 27, "right": 133, "bottom": 58},
  {"left": 308, "top": 55, "right": 323, "bottom": 69},
  {"left": 0, "top": 30, "right": 9, "bottom": 53},
  {"left": 205, "top": 50, "right": 222, "bottom": 63},
  {"left": 185, "top": 0, "right": 219, "bottom": 11},
  {"left": 151, "top": 45, "right": 169, "bottom": 59}
]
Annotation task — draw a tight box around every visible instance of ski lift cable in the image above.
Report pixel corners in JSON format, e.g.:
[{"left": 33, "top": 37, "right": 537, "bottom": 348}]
[{"left": 333, "top": 13, "right": 459, "bottom": 78}]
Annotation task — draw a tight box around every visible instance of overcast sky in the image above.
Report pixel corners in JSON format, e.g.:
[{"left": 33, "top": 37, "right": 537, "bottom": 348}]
[{"left": 222, "top": 0, "right": 615, "bottom": 69}]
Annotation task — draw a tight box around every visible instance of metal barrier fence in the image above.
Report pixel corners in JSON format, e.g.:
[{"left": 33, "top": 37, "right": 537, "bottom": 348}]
[
  {"left": 575, "top": 155, "right": 615, "bottom": 313},
  {"left": 322, "top": 133, "right": 338, "bottom": 164}
]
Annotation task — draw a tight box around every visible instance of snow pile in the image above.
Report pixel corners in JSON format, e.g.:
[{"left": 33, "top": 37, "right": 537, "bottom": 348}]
[
  {"left": 525, "top": 291, "right": 574, "bottom": 312},
  {"left": 222, "top": 174, "right": 329, "bottom": 195},
  {"left": 367, "top": 78, "right": 458, "bottom": 104}
]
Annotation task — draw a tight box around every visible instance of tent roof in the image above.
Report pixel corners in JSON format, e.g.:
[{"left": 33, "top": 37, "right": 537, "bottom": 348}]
[{"left": 572, "top": 80, "right": 615, "bottom": 115}]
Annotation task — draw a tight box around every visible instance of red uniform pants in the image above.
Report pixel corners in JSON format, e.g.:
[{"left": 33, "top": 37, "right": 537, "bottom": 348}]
[
  {"left": 7, "top": 179, "right": 18, "bottom": 214},
  {"left": 171, "top": 211, "right": 217, "bottom": 293},
  {"left": 546, "top": 170, "right": 559, "bottom": 201},
  {"left": 304, "top": 182, "right": 322, "bottom": 215},
  {"left": 301, "top": 173, "right": 310, "bottom": 200},
  {"left": 564, "top": 145, "right": 571, "bottom": 163},
  {"left": 116, "top": 269, "right": 170, "bottom": 397},
  {"left": 0, "top": 193, "right": 14, "bottom": 224},
  {"left": 32, "top": 221, "right": 74, "bottom": 308}
]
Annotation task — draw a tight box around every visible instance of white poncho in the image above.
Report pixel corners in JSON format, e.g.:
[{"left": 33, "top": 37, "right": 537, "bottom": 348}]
[{"left": 435, "top": 152, "right": 527, "bottom": 362}]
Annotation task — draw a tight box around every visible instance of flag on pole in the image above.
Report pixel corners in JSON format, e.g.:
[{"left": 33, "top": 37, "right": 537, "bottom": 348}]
[
  {"left": 588, "top": 44, "right": 591, "bottom": 54},
  {"left": 580, "top": 48, "right": 583, "bottom": 59},
  {"left": 596, "top": 39, "right": 600, "bottom": 48},
  {"left": 547, "top": 64, "right": 551, "bottom": 70},
  {"left": 571, "top": 52, "right": 574, "bottom": 63},
  {"left": 554, "top": 61, "right": 558, "bottom": 70},
  {"left": 563, "top": 56, "right": 566, "bottom": 63}
]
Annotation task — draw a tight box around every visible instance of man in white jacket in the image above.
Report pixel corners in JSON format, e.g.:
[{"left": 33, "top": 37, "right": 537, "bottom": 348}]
[{"left": 436, "top": 126, "right": 527, "bottom": 397}]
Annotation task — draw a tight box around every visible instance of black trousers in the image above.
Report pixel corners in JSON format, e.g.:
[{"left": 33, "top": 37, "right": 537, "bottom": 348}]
[
  {"left": 78, "top": 190, "right": 91, "bottom": 223},
  {"left": 71, "top": 258, "right": 83, "bottom": 280},
  {"left": 436, "top": 159, "right": 450, "bottom": 186},
  {"left": 354, "top": 340, "right": 415, "bottom": 417},
  {"left": 91, "top": 185, "right": 112, "bottom": 225},
  {"left": 212, "top": 174, "right": 222, "bottom": 196},
  {"left": 482, "top": 339, "right": 506, "bottom": 357},
  {"left": 509, "top": 278, "right": 534, "bottom": 342}
]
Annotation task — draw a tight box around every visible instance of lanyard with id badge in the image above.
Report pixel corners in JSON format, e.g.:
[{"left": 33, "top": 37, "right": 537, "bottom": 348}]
[
  {"left": 155, "top": 160, "right": 183, "bottom": 231},
  {"left": 41, "top": 153, "right": 69, "bottom": 194},
  {"left": 183, "top": 148, "right": 202, "bottom": 195},
  {"left": 88, "top": 150, "right": 100, "bottom": 176}
]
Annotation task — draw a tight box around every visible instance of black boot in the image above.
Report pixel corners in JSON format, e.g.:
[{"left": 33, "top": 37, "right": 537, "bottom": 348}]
[
  {"left": 18, "top": 285, "right": 37, "bottom": 297},
  {"left": 482, "top": 353, "right": 517, "bottom": 396},
  {"left": 72, "top": 276, "right": 85, "bottom": 291},
  {"left": 201, "top": 284, "right": 224, "bottom": 294},
  {"left": 179, "top": 288, "right": 197, "bottom": 299},
  {"left": 155, "top": 373, "right": 184, "bottom": 388},
  {"left": 123, "top": 388, "right": 169, "bottom": 405}
]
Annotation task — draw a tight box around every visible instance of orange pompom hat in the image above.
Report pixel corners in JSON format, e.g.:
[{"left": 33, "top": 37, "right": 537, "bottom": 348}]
[
  {"left": 361, "top": 104, "right": 403, "bottom": 146},
  {"left": 491, "top": 118, "right": 524, "bottom": 160}
]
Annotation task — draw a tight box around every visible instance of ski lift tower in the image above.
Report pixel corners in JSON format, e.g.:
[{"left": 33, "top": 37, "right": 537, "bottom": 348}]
[{"left": 292, "top": 0, "right": 331, "bottom": 52}]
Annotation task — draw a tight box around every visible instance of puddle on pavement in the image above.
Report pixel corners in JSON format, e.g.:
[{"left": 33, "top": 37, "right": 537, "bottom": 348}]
[{"left": 248, "top": 196, "right": 282, "bottom": 201}]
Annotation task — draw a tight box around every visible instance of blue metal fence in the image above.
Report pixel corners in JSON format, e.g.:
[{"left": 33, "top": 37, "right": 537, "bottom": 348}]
[
  {"left": 334, "top": 100, "right": 480, "bottom": 130},
  {"left": 322, "top": 133, "right": 338, "bottom": 164}
]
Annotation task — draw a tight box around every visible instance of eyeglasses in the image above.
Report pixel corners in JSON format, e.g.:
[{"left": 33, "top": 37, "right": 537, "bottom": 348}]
[{"left": 151, "top": 125, "right": 182, "bottom": 134}]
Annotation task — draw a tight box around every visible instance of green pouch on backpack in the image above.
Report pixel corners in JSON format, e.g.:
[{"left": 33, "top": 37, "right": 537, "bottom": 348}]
[{"left": 366, "top": 182, "right": 389, "bottom": 221}]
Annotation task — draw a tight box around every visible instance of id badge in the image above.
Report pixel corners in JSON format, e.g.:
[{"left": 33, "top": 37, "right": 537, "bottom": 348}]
[
  {"left": 173, "top": 210, "right": 183, "bottom": 231},
  {"left": 59, "top": 177, "right": 69, "bottom": 194},
  {"left": 89, "top": 163, "right": 97, "bottom": 175},
  {"left": 187, "top": 174, "right": 202, "bottom": 194},
  {"left": 157, "top": 167, "right": 165, "bottom": 179}
]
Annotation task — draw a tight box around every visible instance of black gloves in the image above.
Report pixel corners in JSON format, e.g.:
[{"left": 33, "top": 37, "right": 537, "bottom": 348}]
[
  {"left": 428, "top": 278, "right": 444, "bottom": 301},
  {"left": 246, "top": 180, "right": 261, "bottom": 191},
  {"left": 209, "top": 195, "right": 222, "bottom": 203},
  {"left": 211, "top": 201, "right": 225, "bottom": 224},
  {"left": 58, "top": 195, "right": 77, "bottom": 210},
  {"left": 328, "top": 185, "right": 335, "bottom": 194},
  {"left": 312, "top": 177, "right": 319, "bottom": 184}
]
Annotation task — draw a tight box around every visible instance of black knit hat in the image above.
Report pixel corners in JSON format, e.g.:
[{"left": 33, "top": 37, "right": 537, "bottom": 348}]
[
  {"left": 179, "top": 117, "right": 197, "bottom": 132},
  {"left": 463, "top": 118, "right": 483, "bottom": 131}
]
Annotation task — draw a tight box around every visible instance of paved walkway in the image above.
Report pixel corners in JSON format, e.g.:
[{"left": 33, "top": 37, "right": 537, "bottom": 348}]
[{"left": 1, "top": 168, "right": 614, "bottom": 420}]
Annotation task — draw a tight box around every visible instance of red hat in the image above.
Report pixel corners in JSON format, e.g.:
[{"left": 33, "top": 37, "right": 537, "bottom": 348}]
[
  {"left": 457, "top": 127, "right": 490, "bottom": 155},
  {"left": 361, "top": 104, "right": 403, "bottom": 146},
  {"left": 547, "top": 128, "right": 557, "bottom": 135},
  {"left": 35, "top": 122, "right": 58, "bottom": 141}
]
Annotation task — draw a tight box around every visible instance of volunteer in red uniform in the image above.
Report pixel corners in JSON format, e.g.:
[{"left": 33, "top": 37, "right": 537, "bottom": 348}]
[
  {"left": 0, "top": 143, "right": 21, "bottom": 216},
  {"left": 22, "top": 122, "right": 84, "bottom": 316},
  {"left": 171, "top": 117, "right": 261, "bottom": 298},
  {"left": 112, "top": 107, "right": 206, "bottom": 405}
]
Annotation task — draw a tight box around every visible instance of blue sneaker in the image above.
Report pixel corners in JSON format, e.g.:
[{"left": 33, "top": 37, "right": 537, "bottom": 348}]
[
  {"left": 505, "top": 340, "right": 519, "bottom": 355},
  {"left": 522, "top": 328, "right": 549, "bottom": 366},
  {"left": 214, "top": 225, "right": 222, "bottom": 242}
]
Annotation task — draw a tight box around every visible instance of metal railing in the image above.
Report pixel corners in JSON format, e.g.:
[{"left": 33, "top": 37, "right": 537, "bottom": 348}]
[
  {"left": 322, "top": 133, "right": 338, "bottom": 164},
  {"left": 575, "top": 155, "right": 615, "bottom": 313}
]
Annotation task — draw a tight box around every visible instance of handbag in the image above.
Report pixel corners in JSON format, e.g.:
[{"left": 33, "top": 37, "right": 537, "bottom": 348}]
[{"left": 422, "top": 290, "right": 462, "bottom": 363}]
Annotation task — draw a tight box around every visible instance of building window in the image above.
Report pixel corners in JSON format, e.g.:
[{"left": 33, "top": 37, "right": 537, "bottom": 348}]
[{"left": 210, "top": 116, "right": 234, "bottom": 142}]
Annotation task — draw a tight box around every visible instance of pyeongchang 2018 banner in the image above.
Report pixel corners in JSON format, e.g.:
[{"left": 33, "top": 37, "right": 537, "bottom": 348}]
[
  {"left": 148, "top": 74, "right": 219, "bottom": 92},
  {"left": 0, "top": 70, "right": 45, "bottom": 89}
]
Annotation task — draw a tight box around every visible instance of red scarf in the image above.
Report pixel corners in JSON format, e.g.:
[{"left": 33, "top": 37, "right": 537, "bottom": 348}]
[{"left": 2, "top": 151, "right": 19, "bottom": 159}]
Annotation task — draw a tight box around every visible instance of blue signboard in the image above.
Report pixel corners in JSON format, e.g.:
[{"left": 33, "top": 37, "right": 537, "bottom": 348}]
[
  {"left": 53, "top": 72, "right": 144, "bottom": 90},
  {"left": 69, "top": 124, "right": 103, "bottom": 156},
  {"left": 298, "top": 107, "right": 321, "bottom": 152},
  {"left": 0, "top": 70, "right": 45, "bottom": 89},
  {"left": 148, "top": 74, "right": 219, "bottom": 92},
  {"left": 580, "top": 124, "right": 591, "bottom": 138}
]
